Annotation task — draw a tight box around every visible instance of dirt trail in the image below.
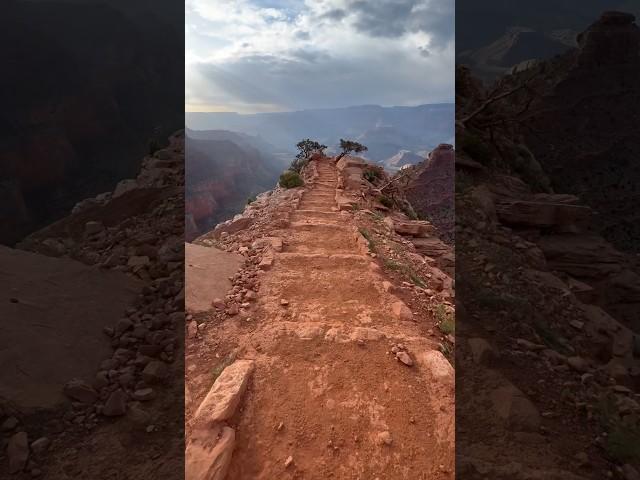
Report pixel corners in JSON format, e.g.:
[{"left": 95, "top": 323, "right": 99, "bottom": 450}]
[{"left": 188, "top": 158, "right": 454, "bottom": 479}]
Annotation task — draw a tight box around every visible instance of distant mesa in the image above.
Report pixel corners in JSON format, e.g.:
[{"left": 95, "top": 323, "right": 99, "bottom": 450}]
[
  {"left": 383, "top": 150, "right": 425, "bottom": 171},
  {"left": 185, "top": 104, "right": 454, "bottom": 166}
]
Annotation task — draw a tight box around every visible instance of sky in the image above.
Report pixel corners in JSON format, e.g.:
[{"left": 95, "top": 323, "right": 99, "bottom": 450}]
[{"left": 185, "top": 0, "right": 454, "bottom": 113}]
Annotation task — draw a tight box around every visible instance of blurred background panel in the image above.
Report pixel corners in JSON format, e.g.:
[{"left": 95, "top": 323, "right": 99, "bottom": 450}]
[
  {"left": 0, "top": 1, "right": 184, "bottom": 478},
  {"left": 456, "top": 2, "right": 640, "bottom": 479}
]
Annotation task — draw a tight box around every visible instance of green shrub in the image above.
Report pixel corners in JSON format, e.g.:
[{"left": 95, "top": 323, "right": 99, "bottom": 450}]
[
  {"left": 246, "top": 196, "right": 256, "bottom": 205},
  {"left": 436, "top": 304, "right": 455, "bottom": 334},
  {"left": 290, "top": 157, "right": 308, "bottom": 173},
  {"left": 358, "top": 228, "right": 376, "bottom": 252},
  {"left": 279, "top": 170, "right": 304, "bottom": 189},
  {"left": 363, "top": 168, "right": 381, "bottom": 183},
  {"left": 378, "top": 195, "right": 393, "bottom": 208}
]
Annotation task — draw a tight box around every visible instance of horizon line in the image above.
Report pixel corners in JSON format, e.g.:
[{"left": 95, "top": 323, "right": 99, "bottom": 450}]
[{"left": 184, "top": 102, "right": 455, "bottom": 115}]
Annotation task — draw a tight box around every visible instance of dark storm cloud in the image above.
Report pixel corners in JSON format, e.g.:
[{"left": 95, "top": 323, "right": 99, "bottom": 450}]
[
  {"left": 320, "top": 8, "right": 348, "bottom": 21},
  {"left": 346, "top": 0, "right": 454, "bottom": 48}
]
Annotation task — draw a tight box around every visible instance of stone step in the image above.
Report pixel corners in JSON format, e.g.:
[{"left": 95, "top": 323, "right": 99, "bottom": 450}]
[
  {"left": 285, "top": 224, "right": 358, "bottom": 254},
  {"left": 299, "top": 200, "right": 334, "bottom": 208},
  {"left": 291, "top": 210, "right": 342, "bottom": 223}
]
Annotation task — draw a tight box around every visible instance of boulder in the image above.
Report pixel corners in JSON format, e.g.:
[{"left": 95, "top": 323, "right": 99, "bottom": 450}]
[
  {"left": 192, "top": 360, "right": 254, "bottom": 427},
  {"left": 467, "top": 337, "right": 495, "bottom": 364},
  {"left": 495, "top": 198, "right": 590, "bottom": 231},
  {"left": 537, "top": 234, "right": 625, "bottom": 278},
  {"left": 63, "top": 379, "right": 98, "bottom": 404},
  {"left": 212, "top": 217, "right": 254, "bottom": 240},
  {"left": 490, "top": 384, "right": 541, "bottom": 432}
]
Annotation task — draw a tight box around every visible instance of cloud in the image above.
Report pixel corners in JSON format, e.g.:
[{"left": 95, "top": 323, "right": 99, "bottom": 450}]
[
  {"left": 186, "top": 0, "right": 454, "bottom": 112},
  {"left": 347, "top": 0, "right": 454, "bottom": 48},
  {"left": 320, "top": 8, "right": 348, "bottom": 21}
]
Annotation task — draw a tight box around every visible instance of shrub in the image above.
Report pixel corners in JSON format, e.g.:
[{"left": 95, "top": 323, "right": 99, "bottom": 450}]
[
  {"left": 246, "top": 196, "right": 256, "bottom": 205},
  {"left": 436, "top": 304, "right": 455, "bottom": 334},
  {"left": 289, "top": 157, "right": 308, "bottom": 173},
  {"left": 378, "top": 195, "right": 393, "bottom": 208},
  {"left": 358, "top": 228, "right": 376, "bottom": 252},
  {"left": 279, "top": 170, "right": 304, "bottom": 189},
  {"left": 363, "top": 168, "right": 381, "bottom": 183}
]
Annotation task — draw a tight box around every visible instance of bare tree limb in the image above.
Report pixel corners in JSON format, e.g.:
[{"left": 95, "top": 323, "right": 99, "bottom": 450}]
[{"left": 458, "top": 72, "right": 541, "bottom": 128}]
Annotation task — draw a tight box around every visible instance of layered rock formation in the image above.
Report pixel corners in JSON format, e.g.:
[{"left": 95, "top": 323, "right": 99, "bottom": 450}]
[
  {"left": 403, "top": 144, "right": 455, "bottom": 244},
  {"left": 185, "top": 131, "right": 283, "bottom": 241},
  {"left": 509, "top": 11, "right": 640, "bottom": 252},
  {"left": 455, "top": 14, "right": 640, "bottom": 473}
]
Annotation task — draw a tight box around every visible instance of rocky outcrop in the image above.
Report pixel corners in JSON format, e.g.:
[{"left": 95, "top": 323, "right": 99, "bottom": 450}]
[
  {"left": 185, "top": 134, "right": 282, "bottom": 240},
  {"left": 404, "top": 144, "right": 455, "bottom": 244},
  {"left": 0, "top": 1, "right": 182, "bottom": 246},
  {"left": 577, "top": 11, "right": 640, "bottom": 67},
  {"left": 513, "top": 12, "right": 640, "bottom": 252},
  {"left": 456, "top": 23, "right": 640, "bottom": 476},
  {"left": 2, "top": 131, "right": 184, "bottom": 477}
]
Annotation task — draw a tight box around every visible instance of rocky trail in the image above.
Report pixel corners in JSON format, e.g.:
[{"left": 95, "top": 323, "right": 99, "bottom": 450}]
[{"left": 186, "top": 157, "right": 455, "bottom": 479}]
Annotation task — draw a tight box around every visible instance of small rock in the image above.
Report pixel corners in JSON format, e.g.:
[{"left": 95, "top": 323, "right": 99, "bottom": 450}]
[
  {"left": 132, "top": 388, "right": 156, "bottom": 401},
  {"left": 103, "top": 390, "right": 127, "bottom": 416},
  {"left": 212, "top": 298, "right": 225, "bottom": 309},
  {"left": 381, "top": 281, "right": 395, "bottom": 293},
  {"left": 30, "top": 437, "right": 51, "bottom": 455},
  {"left": 84, "top": 220, "right": 104, "bottom": 236},
  {"left": 570, "top": 319, "right": 584, "bottom": 330},
  {"left": 280, "top": 299, "right": 289, "bottom": 306},
  {"left": 396, "top": 351, "right": 414, "bottom": 367},
  {"left": 142, "top": 361, "right": 169, "bottom": 384},
  {"left": 115, "top": 318, "right": 133, "bottom": 336},
  {"left": 63, "top": 379, "right": 98, "bottom": 404},
  {"left": 391, "top": 301, "right": 413, "bottom": 321},
  {"left": 8, "top": 431, "right": 29, "bottom": 473},
  {"left": 227, "top": 304, "right": 239, "bottom": 315},
  {"left": 467, "top": 337, "right": 495, "bottom": 364},
  {"left": 567, "top": 356, "right": 589, "bottom": 373},
  {"left": 1, "top": 416, "right": 19, "bottom": 431},
  {"left": 187, "top": 321, "right": 198, "bottom": 339},
  {"left": 377, "top": 431, "right": 393, "bottom": 446},
  {"left": 128, "top": 405, "right": 151, "bottom": 425},
  {"left": 285, "top": 456, "right": 294, "bottom": 468},
  {"left": 613, "top": 385, "right": 632, "bottom": 394}
]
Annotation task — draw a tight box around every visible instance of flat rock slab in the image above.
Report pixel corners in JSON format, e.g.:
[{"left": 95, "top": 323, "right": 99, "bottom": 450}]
[
  {"left": 185, "top": 243, "right": 242, "bottom": 313},
  {"left": 193, "top": 360, "right": 254, "bottom": 428},
  {"left": 186, "top": 425, "right": 236, "bottom": 480},
  {"left": 0, "top": 246, "right": 141, "bottom": 412}
]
